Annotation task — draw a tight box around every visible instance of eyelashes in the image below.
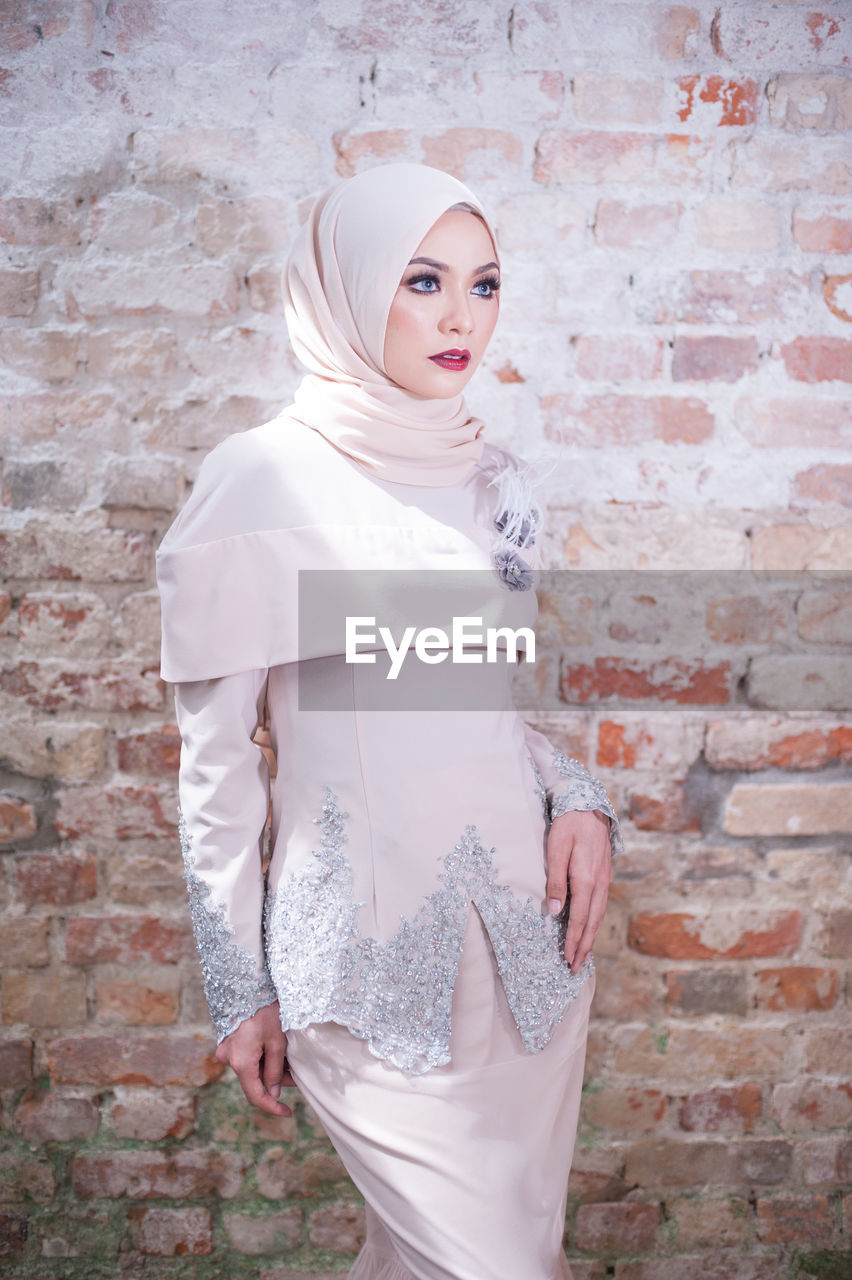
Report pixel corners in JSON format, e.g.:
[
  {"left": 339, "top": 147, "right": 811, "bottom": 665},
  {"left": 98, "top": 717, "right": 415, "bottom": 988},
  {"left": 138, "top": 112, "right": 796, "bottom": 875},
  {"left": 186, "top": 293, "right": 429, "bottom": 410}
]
[{"left": 405, "top": 272, "right": 501, "bottom": 297}]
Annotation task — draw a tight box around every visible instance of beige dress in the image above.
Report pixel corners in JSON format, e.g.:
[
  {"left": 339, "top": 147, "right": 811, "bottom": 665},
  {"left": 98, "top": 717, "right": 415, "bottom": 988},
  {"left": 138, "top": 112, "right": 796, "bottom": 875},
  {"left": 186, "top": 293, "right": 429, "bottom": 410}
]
[{"left": 158, "top": 417, "right": 621, "bottom": 1280}]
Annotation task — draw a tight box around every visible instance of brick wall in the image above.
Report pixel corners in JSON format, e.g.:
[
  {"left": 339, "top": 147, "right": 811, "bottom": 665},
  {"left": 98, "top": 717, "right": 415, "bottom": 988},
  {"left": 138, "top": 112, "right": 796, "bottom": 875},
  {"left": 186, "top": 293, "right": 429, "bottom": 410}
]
[{"left": 1, "top": 1, "right": 850, "bottom": 1276}]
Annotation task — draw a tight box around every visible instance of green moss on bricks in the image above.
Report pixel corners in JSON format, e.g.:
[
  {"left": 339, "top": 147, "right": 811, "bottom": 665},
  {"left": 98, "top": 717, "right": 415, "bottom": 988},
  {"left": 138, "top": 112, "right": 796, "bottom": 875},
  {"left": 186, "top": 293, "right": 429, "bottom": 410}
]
[{"left": 795, "top": 1251, "right": 852, "bottom": 1279}]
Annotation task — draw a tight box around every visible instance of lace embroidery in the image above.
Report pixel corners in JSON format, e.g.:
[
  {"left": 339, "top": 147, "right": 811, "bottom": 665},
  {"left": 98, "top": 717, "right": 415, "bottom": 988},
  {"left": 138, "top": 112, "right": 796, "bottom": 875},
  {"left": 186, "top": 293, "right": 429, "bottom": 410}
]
[
  {"left": 178, "top": 810, "right": 277, "bottom": 1043},
  {"left": 528, "top": 752, "right": 548, "bottom": 818},
  {"left": 550, "top": 750, "right": 624, "bottom": 857},
  {"left": 264, "top": 787, "right": 593, "bottom": 1075}
]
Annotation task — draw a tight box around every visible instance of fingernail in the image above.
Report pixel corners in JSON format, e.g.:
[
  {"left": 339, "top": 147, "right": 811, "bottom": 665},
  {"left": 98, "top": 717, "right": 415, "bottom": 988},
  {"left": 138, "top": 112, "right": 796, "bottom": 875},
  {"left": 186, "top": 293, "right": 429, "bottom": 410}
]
[
  {"left": 269, "top": 1084, "right": 280, "bottom": 1098},
  {"left": 548, "top": 898, "right": 562, "bottom": 914}
]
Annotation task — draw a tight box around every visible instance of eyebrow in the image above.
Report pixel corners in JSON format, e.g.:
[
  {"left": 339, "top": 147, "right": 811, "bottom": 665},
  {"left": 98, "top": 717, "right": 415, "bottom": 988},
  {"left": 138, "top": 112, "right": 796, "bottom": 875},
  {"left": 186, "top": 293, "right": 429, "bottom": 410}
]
[{"left": 408, "top": 256, "right": 500, "bottom": 275}]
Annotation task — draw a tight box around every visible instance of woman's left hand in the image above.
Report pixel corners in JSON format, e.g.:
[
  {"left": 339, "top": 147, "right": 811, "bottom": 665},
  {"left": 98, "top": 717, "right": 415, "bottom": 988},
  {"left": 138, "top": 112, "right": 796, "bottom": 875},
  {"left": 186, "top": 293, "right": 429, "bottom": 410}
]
[{"left": 545, "top": 809, "right": 612, "bottom": 973}]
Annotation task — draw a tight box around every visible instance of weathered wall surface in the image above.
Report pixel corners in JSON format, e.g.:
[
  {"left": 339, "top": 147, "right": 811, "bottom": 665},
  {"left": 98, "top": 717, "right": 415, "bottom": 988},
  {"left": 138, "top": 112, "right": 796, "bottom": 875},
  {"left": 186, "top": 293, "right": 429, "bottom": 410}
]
[{"left": 1, "top": 1, "right": 850, "bottom": 1276}]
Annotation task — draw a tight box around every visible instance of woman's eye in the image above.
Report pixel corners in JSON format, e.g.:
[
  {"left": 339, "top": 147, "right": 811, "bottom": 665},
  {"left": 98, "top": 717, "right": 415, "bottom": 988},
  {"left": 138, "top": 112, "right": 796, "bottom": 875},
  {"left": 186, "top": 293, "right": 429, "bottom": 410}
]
[
  {"left": 407, "top": 274, "right": 440, "bottom": 293},
  {"left": 473, "top": 277, "right": 501, "bottom": 298}
]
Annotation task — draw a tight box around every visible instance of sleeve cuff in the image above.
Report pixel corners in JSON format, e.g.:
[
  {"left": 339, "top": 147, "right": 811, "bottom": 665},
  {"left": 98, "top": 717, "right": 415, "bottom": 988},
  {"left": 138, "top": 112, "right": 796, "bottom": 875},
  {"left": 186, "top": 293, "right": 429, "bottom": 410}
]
[{"left": 548, "top": 750, "right": 624, "bottom": 858}]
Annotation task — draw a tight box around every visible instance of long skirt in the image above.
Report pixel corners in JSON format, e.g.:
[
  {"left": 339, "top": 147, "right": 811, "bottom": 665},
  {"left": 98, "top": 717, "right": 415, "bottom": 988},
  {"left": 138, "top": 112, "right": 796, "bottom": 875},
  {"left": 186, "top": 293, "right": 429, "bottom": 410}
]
[{"left": 285, "top": 906, "right": 593, "bottom": 1280}]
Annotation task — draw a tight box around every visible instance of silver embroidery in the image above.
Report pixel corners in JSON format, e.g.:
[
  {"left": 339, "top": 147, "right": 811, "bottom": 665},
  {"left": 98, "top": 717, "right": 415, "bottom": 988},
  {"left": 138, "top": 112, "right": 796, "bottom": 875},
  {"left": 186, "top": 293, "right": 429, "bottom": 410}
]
[
  {"left": 528, "top": 752, "right": 548, "bottom": 818},
  {"left": 550, "top": 750, "right": 624, "bottom": 857},
  {"left": 178, "top": 810, "right": 277, "bottom": 1043},
  {"left": 264, "top": 787, "right": 593, "bottom": 1076}
]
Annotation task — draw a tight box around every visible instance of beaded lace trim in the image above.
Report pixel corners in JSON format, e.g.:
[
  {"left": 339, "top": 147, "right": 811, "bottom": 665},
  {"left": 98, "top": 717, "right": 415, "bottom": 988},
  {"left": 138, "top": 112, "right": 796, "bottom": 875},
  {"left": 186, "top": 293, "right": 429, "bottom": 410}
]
[
  {"left": 529, "top": 753, "right": 548, "bottom": 818},
  {"left": 549, "top": 750, "right": 624, "bottom": 857},
  {"left": 178, "top": 811, "right": 277, "bottom": 1043},
  {"left": 263, "top": 787, "right": 593, "bottom": 1076}
]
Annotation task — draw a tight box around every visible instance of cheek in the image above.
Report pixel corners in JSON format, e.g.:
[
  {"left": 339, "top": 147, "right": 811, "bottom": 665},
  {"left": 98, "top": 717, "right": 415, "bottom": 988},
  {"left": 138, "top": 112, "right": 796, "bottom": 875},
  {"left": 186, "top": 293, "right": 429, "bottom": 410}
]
[{"left": 384, "top": 299, "right": 427, "bottom": 367}]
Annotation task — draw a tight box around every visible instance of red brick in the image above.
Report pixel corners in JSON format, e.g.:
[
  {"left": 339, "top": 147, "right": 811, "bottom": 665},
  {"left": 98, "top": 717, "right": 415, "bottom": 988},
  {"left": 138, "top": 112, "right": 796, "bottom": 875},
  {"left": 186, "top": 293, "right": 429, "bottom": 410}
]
[
  {"left": 595, "top": 718, "right": 703, "bottom": 773},
  {"left": 94, "top": 975, "right": 180, "bottom": 1025},
  {"left": 575, "top": 1202, "right": 660, "bottom": 1252},
  {"left": 47, "top": 1035, "right": 224, "bottom": 1087},
  {"left": 793, "top": 463, "right": 852, "bottom": 504},
  {"left": 562, "top": 658, "right": 730, "bottom": 705},
  {"left": 256, "top": 1147, "right": 350, "bottom": 1200},
  {"left": 0, "top": 794, "right": 37, "bottom": 843},
  {"left": 109, "top": 1088, "right": 196, "bottom": 1141},
  {"left": 573, "top": 71, "right": 663, "bottom": 126},
  {"left": 797, "top": 589, "right": 852, "bottom": 644},
  {"left": 333, "top": 128, "right": 413, "bottom": 177},
  {"left": 781, "top": 336, "right": 852, "bottom": 384},
  {"left": 593, "top": 202, "right": 681, "bottom": 249},
  {"left": 705, "top": 718, "right": 852, "bottom": 770},
  {"left": 679, "top": 1084, "right": 762, "bottom": 1133},
  {"left": 582, "top": 1088, "right": 665, "bottom": 1136},
  {"left": 127, "top": 1206, "right": 213, "bottom": 1255},
  {"left": 0, "top": 1209, "right": 27, "bottom": 1256},
  {"left": 542, "top": 393, "right": 715, "bottom": 446},
  {"left": 14, "top": 1091, "right": 98, "bottom": 1143},
  {"left": 772, "top": 1080, "right": 852, "bottom": 1133},
  {"left": 624, "top": 1138, "right": 791, "bottom": 1188},
  {"left": 666, "top": 970, "right": 747, "bottom": 1017},
  {"left": 821, "top": 910, "right": 852, "bottom": 958},
  {"left": 65, "top": 915, "right": 193, "bottom": 965},
  {"left": 536, "top": 131, "right": 656, "bottom": 185},
  {"left": 648, "top": 269, "right": 811, "bottom": 326},
  {"left": 805, "top": 1027, "right": 852, "bottom": 1076},
  {"left": 793, "top": 211, "right": 852, "bottom": 253},
  {"left": 0, "top": 661, "right": 163, "bottom": 712},
  {"left": 627, "top": 783, "right": 701, "bottom": 833},
  {"left": 308, "top": 1202, "right": 366, "bottom": 1254},
  {"left": 72, "top": 1148, "right": 244, "bottom": 1199},
  {"left": 666, "top": 1196, "right": 750, "bottom": 1249},
  {"left": 3, "top": 971, "right": 87, "bottom": 1027},
  {"left": 0, "top": 1040, "right": 33, "bottom": 1085},
  {"left": 14, "top": 849, "right": 97, "bottom": 905},
  {"left": 612, "top": 1025, "right": 787, "bottom": 1084},
  {"left": 628, "top": 910, "right": 802, "bottom": 959},
  {"left": 705, "top": 593, "right": 790, "bottom": 644},
  {"left": 755, "top": 967, "right": 838, "bottom": 1012},
  {"left": 803, "top": 1136, "right": 852, "bottom": 1186},
  {"left": 55, "top": 784, "right": 176, "bottom": 839},
  {"left": 575, "top": 334, "right": 664, "bottom": 382},
  {"left": 223, "top": 1209, "right": 303, "bottom": 1254},
  {"left": 756, "top": 1194, "right": 835, "bottom": 1245},
  {"left": 0, "top": 194, "right": 83, "bottom": 244},
  {"left": 0, "top": 918, "right": 49, "bottom": 968},
  {"left": 0, "top": 1152, "right": 56, "bottom": 1202},
  {"left": 672, "top": 335, "right": 759, "bottom": 382},
  {"left": 737, "top": 395, "right": 852, "bottom": 448},
  {"left": 117, "top": 724, "right": 181, "bottom": 775},
  {"left": 421, "top": 128, "right": 523, "bottom": 181},
  {"left": 615, "top": 1259, "right": 780, "bottom": 1280},
  {"left": 678, "top": 75, "right": 758, "bottom": 126},
  {"left": 825, "top": 273, "right": 852, "bottom": 323},
  {"left": 0, "top": 267, "right": 39, "bottom": 316}
]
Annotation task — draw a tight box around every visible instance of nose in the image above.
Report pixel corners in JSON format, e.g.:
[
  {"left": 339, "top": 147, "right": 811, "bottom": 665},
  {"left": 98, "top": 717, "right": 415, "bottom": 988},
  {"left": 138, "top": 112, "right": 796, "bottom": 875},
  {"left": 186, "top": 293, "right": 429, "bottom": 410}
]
[{"left": 439, "top": 285, "right": 474, "bottom": 337}]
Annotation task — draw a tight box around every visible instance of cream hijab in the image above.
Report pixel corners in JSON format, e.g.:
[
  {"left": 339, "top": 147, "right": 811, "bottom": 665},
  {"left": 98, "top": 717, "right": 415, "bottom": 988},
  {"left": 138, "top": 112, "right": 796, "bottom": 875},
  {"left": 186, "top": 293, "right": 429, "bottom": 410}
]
[{"left": 282, "top": 163, "right": 498, "bottom": 487}]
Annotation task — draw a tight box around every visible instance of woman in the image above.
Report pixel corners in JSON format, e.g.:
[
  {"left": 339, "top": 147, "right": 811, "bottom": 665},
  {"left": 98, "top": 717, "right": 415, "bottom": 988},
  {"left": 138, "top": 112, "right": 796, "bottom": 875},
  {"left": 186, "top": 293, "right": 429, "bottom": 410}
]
[{"left": 157, "top": 162, "right": 622, "bottom": 1280}]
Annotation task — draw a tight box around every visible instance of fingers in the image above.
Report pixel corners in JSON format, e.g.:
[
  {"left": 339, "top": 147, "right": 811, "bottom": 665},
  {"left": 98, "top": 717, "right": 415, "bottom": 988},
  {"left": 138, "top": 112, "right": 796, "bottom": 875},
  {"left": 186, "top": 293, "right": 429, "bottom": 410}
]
[
  {"left": 564, "top": 877, "right": 609, "bottom": 973},
  {"left": 548, "top": 810, "right": 612, "bottom": 974},
  {"left": 545, "top": 825, "right": 573, "bottom": 914},
  {"left": 234, "top": 1051, "right": 293, "bottom": 1118},
  {"left": 261, "top": 1033, "right": 288, "bottom": 1100}
]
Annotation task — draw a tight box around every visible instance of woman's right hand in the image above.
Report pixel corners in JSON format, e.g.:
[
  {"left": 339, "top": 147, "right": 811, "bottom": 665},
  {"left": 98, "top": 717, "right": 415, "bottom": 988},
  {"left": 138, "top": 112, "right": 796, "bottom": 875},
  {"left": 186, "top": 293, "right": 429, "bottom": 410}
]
[{"left": 214, "top": 1000, "right": 294, "bottom": 1117}]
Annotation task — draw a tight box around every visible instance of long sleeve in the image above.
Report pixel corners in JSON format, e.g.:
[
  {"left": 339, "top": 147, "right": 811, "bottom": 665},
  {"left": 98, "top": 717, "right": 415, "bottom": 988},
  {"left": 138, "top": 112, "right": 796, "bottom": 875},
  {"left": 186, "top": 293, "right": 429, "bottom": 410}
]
[
  {"left": 174, "top": 668, "right": 278, "bottom": 1042},
  {"left": 522, "top": 722, "right": 624, "bottom": 857}
]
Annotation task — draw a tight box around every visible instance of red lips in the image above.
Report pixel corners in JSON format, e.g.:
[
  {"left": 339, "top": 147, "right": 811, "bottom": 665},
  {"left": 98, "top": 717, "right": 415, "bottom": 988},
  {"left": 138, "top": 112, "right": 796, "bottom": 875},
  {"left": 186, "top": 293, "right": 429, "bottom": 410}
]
[{"left": 429, "top": 349, "right": 471, "bottom": 371}]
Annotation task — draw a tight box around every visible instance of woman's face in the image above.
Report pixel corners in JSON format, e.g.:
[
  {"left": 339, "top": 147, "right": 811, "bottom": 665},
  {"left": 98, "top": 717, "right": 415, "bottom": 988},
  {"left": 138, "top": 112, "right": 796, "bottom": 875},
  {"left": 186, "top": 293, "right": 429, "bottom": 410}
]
[{"left": 383, "top": 209, "right": 500, "bottom": 399}]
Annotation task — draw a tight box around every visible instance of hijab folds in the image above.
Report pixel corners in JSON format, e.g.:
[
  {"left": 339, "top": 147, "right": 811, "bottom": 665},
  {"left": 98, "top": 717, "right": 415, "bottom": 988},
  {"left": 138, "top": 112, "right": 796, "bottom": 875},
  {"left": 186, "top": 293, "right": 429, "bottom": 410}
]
[{"left": 283, "top": 162, "right": 497, "bottom": 487}]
